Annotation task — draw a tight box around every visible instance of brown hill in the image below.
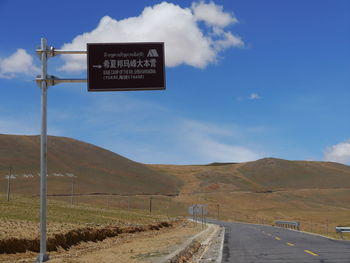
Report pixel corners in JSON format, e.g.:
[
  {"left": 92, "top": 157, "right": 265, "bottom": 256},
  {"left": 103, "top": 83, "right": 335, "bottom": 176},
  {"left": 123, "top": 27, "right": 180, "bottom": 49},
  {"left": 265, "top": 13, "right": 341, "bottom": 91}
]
[
  {"left": 0, "top": 134, "right": 182, "bottom": 196},
  {"left": 157, "top": 158, "right": 350, "bottom": 194},
  {"left": 237, "top": 158, "right": 350, "bottom": 190},
  {"left": 150, "top": 159, "right": 350, "bottom": 232}
]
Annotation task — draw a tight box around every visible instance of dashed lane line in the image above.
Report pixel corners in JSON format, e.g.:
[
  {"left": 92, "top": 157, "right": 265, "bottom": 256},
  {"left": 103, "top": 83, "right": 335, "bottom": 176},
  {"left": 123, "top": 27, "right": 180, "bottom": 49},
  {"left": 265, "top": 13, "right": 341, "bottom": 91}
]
[
  {"left": 261, "top": 231, "right": 318, "bottom": 257},
  {"left": 304, "top": 250, "right": 319, "bottom": 256}
]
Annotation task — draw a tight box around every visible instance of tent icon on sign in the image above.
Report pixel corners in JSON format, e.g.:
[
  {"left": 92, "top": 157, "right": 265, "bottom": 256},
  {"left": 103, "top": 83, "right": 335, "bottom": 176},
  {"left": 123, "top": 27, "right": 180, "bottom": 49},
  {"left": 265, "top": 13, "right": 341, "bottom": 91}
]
[{"left": 147, "top": 49, "right": 159, "bottom": 57}]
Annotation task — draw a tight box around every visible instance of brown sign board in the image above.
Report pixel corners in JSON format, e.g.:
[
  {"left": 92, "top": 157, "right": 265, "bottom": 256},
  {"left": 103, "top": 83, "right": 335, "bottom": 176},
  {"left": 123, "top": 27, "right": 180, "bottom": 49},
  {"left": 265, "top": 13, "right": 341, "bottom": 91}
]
[{"left": 87, "top": 42, "right": 165, "bottom": 91}]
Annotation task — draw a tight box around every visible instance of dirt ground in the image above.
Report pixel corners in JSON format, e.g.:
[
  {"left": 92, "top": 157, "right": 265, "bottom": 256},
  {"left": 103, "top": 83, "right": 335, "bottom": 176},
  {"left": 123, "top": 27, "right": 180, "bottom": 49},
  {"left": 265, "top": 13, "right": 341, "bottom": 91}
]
[
  {"left": 0, "top": 220, "right": 203, "bottom": 263},
  {"left": 0, "top": 219, "right": 80, "bottom": 240}
]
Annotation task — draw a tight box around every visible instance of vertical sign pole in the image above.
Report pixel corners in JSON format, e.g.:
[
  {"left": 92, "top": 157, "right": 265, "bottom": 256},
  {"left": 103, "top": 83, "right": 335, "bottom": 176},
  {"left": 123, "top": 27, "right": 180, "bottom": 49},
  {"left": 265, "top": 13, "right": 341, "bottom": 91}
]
[{"left": 37, "top": 37, "right": 49, "bottom": 263}]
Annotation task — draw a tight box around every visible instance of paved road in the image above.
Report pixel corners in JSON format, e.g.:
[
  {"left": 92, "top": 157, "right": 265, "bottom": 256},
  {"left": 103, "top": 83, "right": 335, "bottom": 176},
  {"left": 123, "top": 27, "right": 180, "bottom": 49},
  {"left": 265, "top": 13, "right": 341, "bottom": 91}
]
[{"left": 208, "top": 219, "right": 350, "bottom": 263}]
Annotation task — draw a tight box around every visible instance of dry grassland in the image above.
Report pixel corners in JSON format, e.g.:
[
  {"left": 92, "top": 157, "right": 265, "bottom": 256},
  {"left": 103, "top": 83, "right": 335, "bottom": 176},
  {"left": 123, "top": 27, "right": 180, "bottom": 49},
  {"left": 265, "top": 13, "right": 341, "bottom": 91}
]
[{"left": 151, "top": 163, "right": 350, "bottom": 239}]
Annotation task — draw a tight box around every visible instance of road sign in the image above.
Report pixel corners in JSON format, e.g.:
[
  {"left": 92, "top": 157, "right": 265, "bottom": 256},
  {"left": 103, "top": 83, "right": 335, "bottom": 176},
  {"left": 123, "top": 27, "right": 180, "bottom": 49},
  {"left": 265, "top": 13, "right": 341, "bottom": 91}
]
[
  {"left": 87, "top": 42, "right": 165, "bottom": 91},
  {"left": 35, "top": 38, "right": 166, "bottom": 263},
  {"left": 189, "top": 204, "right": 208, "bottom": 215}
]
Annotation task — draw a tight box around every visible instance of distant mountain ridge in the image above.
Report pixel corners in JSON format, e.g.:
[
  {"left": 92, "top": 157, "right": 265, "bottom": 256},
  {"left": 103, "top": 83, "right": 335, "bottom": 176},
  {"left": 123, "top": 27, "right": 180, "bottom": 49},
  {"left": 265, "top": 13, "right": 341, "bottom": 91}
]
[
  {"left": 194, "top": 158, "right": 350, "bottom": 191},
  {"left": 0, "top": 134, "right": 182, "bottom": 196},
  {"left": 2, "top": 133, "right": 349, "bottom": 197},
  {"left": 152, "top": 157, "right": 350, "bottom": 194},
  {"left": 237, "top": 157, "right": 350, "bottom": 190}
]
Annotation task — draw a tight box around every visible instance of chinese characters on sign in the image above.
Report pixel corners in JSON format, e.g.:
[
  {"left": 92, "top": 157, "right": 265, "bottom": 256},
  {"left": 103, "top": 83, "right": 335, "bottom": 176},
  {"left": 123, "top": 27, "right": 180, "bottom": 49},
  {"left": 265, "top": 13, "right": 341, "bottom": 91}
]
[{"left": 87, "top": 43, "right": 165, "bottom": 91}]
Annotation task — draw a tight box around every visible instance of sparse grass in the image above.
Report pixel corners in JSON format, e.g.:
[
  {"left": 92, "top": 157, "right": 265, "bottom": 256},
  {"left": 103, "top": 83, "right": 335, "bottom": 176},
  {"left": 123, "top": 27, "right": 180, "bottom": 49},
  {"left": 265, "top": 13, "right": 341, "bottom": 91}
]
[
  {"left": 2, "top": 153, "right": 350, "bottom": 243},
  {"left": 152, "top": 162, "right": 350, "bottom": 241},
  {"left": 50, "top": 194, "right": 189, "bottom": 220},
  {"left": 0, "top": 193, "right": 169, "bottom": 226},
  {"left": 179, "top": 190, "right": 350, "bottom": 240},
  {"left": 0, "top": 193, "right": 182, "bottom": 241}
]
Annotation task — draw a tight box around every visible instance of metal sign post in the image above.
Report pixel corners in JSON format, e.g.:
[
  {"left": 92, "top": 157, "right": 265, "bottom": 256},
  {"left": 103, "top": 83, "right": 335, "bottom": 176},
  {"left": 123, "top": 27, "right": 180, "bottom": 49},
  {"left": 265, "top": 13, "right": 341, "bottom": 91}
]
[
  {"left": 35, "top": 38, "right": 87, "bottom": 263},
  {"left": 34, "top": 38, "right": 165, "bottom": 262},
  {"left": 37, "top": 38, "right": 49, "bottom": 263},
  {"left": 189, "top": 204, "right": 208, "bottom": 227}
]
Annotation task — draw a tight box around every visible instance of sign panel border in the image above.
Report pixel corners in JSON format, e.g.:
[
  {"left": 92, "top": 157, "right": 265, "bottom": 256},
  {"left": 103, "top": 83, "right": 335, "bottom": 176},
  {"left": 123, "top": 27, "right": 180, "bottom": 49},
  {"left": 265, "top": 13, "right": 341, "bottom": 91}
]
[{"left": 87, "top": 42, "right": 166, "bottom": 92}]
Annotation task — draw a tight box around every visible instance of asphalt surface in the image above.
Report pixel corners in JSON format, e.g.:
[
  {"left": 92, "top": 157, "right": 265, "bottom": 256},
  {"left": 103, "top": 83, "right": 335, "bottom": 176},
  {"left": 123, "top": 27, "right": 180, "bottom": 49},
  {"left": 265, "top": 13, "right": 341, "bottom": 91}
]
[{"left": 207, "top": 219, "right": 350, "bottom": 263}]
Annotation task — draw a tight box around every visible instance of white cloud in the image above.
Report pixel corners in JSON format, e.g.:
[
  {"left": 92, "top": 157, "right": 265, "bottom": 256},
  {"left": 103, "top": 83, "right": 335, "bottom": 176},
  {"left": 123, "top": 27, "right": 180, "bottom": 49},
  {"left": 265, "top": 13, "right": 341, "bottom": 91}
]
[
  {"left": 179, "top": 119, "right": 263, "bottom": 163},
  {"left": 237, "top": 93, "right": 261, "bottom": 101},
  {"left": 98, "top": 118, "right": 263, "bottom": 164},
  {"left": 197, "top": 138, "right": 262, "bottom": 163},
  {"left": 192, "top": 1, "right": 237, "bottom": 27},
  {"left": 59, "top": 1, "right": 243, "bottom": 72},
  {"left": 249, "top": 93, "right": 260, "bottom": 100},
  {"left": 0, "top": 49, "right": 39, "bottom": 79},
  {"left": 0, "top": 115, "right": 61, "bottom": 136},
  {"left": 0, "top": 118, "right": 38, "bottom": 135},
  {"left": 44, "top": 93, "right": 264, "bottom": 164},
  {"left": 180, "top": 119, "right": 235, "bottom": 137},
  {"left": 324, "top": 140, "right": 350, "bottom": 164}
]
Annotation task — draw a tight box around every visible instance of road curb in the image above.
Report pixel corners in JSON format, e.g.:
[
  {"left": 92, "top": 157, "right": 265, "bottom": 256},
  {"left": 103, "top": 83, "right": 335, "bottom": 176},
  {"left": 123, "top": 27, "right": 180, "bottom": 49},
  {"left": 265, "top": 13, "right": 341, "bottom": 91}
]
[
  {"left": 195, "top": 225, "right": 225, "bottom": 263},
  {"left": 156, "top": 220, "right": 219, "bottom": 263},
  {"left": 216, "top": 227, "right": 225, "bottom": 263}
]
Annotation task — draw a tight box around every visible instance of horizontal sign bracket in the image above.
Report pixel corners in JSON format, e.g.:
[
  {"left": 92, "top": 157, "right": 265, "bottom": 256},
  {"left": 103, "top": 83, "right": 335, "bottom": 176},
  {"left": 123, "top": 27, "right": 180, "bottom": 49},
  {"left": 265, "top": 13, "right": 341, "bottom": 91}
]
[
  {"left": 36, "top": 47, "right": 87, "bottom": 58},
  {"left": 36, "top": 75, "right": 87, "bottom": 87}
]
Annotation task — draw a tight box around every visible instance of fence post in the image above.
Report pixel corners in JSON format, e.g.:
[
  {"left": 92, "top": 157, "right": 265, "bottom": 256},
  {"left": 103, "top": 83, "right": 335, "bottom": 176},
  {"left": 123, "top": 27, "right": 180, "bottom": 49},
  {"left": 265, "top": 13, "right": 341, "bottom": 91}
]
[
  {"left": 6, "top": 167, "right": 12, "bottom": 202},
  {"left": 217, "top": 204, "right": 220, "bottom": 220},
  {"left": 149, "top": 196, "right": 152, "bottom": 213},
  {"left": 201, "top": 206, "right": 204, "bottom": 228},
  {"left": 310, "top": 220, "right": 313, "bottom": 232},
  {"left": 70, "top": 177, "right": 74, "bottom": 206}
]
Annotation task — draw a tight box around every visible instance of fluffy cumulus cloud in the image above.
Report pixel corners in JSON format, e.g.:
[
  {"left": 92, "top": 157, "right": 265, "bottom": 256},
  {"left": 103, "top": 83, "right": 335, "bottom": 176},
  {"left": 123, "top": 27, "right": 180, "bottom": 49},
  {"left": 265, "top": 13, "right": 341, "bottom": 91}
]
[
  {"left": 0, "top": 49, "right": 39, "bottom": 79},
  {"left": 191, "top": 1, "right": 237, "bottom": 27},
  {"left": 324, "top": 140, "right": 350, "bottom": 164},
  {"left": 60, "top": 1, "right": 243, "bottom": 72}
]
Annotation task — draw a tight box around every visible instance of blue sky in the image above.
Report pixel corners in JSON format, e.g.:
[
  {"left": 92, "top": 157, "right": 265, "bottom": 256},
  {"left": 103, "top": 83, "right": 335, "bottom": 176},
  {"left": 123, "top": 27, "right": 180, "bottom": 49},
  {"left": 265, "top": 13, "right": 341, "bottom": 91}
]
[{"left": 0, "top": 0, "right": 349, "bottom": 164}]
